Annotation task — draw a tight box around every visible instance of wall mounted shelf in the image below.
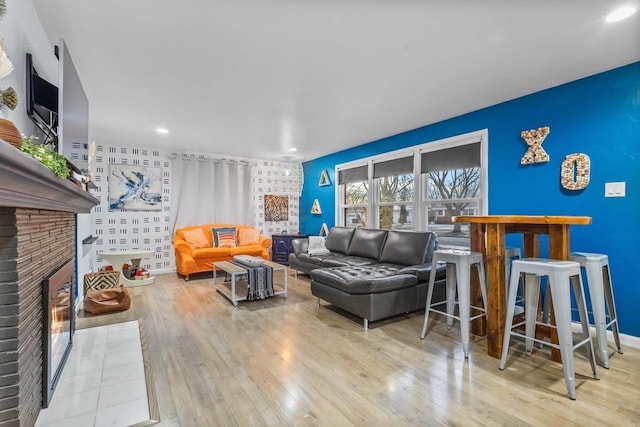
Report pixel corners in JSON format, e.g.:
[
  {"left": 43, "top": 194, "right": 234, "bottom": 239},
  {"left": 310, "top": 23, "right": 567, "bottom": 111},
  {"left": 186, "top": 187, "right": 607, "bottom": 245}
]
[
  {"left": 311, "top": 199, "right": 322, "bottom": 214},
  {"left": 318, "top": 170, "right": 331, "bottom": 186},
  {"left": 82, "top": 235, "right": 98, "bottom": 245}
]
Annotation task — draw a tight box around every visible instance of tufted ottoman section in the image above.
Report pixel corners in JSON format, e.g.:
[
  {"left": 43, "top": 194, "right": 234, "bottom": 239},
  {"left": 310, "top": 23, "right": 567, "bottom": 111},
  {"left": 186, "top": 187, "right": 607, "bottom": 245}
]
[{"left": 310, "top": 265, "right": 417, "bottom": 294}]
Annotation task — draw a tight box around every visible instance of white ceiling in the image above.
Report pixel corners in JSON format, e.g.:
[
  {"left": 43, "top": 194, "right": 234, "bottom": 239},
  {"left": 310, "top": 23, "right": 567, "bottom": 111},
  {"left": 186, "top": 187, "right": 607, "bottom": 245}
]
[{"left": 32, "top": 1, "right": 640, "bottom": 162}]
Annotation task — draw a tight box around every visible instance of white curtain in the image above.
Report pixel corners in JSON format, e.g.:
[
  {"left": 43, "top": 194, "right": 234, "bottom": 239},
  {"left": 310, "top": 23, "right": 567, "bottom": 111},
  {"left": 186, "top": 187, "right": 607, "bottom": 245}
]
[{"left": 170, "top": 154, "right": 254, "bottom": 236}]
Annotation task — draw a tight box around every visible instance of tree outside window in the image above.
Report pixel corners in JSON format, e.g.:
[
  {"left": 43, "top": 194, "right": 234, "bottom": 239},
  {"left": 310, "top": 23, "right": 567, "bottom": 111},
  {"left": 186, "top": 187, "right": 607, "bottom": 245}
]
[{"left": 378, "top": 174, "right": 414, "bottom": 230}]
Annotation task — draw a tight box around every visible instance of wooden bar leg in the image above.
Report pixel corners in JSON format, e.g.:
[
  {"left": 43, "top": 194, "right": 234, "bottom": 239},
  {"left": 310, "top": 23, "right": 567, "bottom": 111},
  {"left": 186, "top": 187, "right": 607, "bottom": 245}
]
[
  {"left": 484, "top": 223, "right": 506, "bottom": 359},
  {"left": 523, "top": 233, "right": 539, "bottom": 258},
  {"left": 469, "top": 223, "right": 486, "bottom": 337}
]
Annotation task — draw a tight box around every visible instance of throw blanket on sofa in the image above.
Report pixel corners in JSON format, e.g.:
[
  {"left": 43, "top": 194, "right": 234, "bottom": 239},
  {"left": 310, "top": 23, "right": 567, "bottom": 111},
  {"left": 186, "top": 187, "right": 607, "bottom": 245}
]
[{"left": 230, "top": 261, "right": 274, "bottom": 300}]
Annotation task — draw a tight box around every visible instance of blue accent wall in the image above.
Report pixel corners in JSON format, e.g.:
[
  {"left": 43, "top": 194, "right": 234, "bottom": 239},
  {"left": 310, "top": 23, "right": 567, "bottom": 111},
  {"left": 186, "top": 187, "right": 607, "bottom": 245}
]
[{"left": 300, "top": 61, "right": 640, "bottom": 337}]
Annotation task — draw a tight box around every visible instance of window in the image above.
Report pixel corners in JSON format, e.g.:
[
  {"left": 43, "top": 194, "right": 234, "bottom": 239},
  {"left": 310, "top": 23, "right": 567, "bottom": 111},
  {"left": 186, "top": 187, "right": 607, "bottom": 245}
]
[
  {"left": 339, "top": 165, "right": 368, "bottom": 227},
  {"left": 335, "top": 130, "right": 487, "bottom": 246},
  {"left": 374, "top": 156, "right": 414, "bottom": 230},
  {"left": 422, "top": 142, "right": 482, "bottom": 249}
]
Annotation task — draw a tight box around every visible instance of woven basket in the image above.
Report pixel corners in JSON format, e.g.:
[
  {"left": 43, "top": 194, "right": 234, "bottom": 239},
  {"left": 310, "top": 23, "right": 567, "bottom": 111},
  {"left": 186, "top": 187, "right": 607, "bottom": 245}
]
[{"left": 0, "top": 118, "right": 21, "bottom": 149}]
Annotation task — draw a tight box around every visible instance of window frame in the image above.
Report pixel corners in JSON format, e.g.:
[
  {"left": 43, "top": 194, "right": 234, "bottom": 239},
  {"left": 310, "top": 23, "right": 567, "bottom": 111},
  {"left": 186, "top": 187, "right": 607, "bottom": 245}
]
[{"left": 335, "top": 129, "right": 488, "bottom": 236}]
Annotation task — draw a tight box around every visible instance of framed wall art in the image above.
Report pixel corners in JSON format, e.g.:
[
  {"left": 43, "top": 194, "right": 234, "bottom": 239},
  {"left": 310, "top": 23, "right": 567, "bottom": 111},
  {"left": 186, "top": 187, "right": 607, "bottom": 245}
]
[
  {"left": 108, "top": 164, "right": 162, "bottom": 211},
  {"left": 264, "top": 194, "right": 289, "bottom": 221}
]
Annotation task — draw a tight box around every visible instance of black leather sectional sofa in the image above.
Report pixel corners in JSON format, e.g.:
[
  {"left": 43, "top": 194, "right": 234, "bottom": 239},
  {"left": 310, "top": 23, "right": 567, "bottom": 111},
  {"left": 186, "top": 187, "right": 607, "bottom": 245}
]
[{"left": 289, "top": 227, "right": 446, "bottom": 330}]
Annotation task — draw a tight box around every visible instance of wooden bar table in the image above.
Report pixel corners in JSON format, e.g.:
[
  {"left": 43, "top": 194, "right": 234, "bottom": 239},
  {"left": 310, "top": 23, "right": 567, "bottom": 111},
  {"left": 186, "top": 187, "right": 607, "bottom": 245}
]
[{"left": 452, "top": 215, "right": 591, "bottom": 360}]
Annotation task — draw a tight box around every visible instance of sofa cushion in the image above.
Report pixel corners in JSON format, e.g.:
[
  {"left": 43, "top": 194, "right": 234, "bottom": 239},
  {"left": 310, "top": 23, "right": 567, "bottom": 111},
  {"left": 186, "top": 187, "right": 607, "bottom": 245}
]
[
  {"left": 398, "top": 262, "right": 447, "bottom": 282},
  {"left": 297, "top": 253, "right": 325, "bottom": 265},
  {"left": 310, "top": 265, "right": 417, "bottom": 294},
  {"left": 299, "top": 252, "right": 378, "bottom": 268},
  {"left": 192, "top": 247, "right": 230, "bottom": 259},
  {"left": 347, "top": 228, "right": 388, "bottom": 261},
  {"left": 181, "top": 228, "right": 211, "bottom": 249},
  {"left": 237, "top": 228, "right": 260, "bottom": 246},
  {"left": 380, "top": 230, "right": 437, "bottom": 266},
  {"left": 324, "top": 227, "right": 355, "bottom": 254},
  {"left": 212, "top": 227, "right": 237, "bottom": 248},
  {"left": 229, "top": 244, "right": 264, "bottom": 257}
]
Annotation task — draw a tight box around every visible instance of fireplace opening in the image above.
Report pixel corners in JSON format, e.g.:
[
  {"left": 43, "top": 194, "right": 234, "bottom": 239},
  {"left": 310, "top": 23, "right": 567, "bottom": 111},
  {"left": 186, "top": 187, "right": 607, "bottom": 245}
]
[{"left": 42, "top": 259, "right": 75, "bottom": 408}]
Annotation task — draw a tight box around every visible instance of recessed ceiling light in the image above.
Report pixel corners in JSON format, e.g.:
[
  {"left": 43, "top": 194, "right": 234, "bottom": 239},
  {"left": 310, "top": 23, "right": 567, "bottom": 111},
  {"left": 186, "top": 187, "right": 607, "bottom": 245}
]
[
  {"left": 606, "top": 6, "right": 636, "bottom": 22},
  {"left": 156, "top": 128, "right": 169, "bottom": 134},
  {"left": 288, "top": 147, "right": 298, "bottom": 152}
]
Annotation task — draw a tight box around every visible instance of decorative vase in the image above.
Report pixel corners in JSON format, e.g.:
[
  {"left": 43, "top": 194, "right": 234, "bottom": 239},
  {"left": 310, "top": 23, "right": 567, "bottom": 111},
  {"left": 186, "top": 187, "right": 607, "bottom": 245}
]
[{"left": 0, "top": 118, "right": 21, "bottom": 149}]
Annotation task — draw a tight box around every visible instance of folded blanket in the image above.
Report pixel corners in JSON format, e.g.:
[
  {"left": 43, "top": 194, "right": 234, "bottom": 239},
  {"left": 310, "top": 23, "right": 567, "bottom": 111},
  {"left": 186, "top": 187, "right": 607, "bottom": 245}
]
[{"left": 229, "top": 261, "right": 274, "bottom": 300}]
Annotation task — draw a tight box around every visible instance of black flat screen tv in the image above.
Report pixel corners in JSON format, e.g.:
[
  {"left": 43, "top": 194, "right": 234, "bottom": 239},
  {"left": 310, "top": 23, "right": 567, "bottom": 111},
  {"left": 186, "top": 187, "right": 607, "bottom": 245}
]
[{"left": 25, "top": 53, "right": 59, "bottom": 145}]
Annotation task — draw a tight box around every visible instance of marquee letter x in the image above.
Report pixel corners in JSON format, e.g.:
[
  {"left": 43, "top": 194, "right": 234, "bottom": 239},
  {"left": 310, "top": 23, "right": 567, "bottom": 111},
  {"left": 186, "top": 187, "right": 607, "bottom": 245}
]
[{"left": 520, "top": 126, "right": 550, "bottom": 164}]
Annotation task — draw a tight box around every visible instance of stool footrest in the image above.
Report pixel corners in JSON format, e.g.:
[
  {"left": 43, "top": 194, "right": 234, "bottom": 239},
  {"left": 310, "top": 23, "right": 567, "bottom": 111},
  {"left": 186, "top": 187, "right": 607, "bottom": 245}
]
[
  {"left": 427, "top": 307, "right": 486, "bottom": 322},
  {"left": 508, "top": 331, "right": 593, "bottom": 353}
]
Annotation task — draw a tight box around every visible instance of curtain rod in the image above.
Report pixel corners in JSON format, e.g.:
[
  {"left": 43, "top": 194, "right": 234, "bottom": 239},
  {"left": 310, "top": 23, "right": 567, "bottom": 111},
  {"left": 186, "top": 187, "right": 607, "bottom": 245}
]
[{"left": 167, "top": 152, "right": 254, "bottom": 165}]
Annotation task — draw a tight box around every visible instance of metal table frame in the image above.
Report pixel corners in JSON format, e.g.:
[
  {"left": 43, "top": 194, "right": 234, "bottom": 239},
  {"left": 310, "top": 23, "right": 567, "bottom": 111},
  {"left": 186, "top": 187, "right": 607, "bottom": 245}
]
[{"left": 213, "top": 260, "right": 288, "bottom": 307}]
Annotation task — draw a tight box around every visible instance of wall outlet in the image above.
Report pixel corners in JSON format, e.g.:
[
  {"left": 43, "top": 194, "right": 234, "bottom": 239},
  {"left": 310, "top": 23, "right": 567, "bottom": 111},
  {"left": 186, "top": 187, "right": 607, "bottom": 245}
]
[{"left": 605, "top": 182, "right": 625, "bottom": 197}]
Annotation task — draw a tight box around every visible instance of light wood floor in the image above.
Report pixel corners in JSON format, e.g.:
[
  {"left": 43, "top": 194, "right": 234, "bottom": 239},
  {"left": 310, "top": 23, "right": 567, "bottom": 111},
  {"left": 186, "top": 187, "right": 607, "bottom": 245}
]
[{"left": 77, "top": 270, "right": 640, "bottom": 426}]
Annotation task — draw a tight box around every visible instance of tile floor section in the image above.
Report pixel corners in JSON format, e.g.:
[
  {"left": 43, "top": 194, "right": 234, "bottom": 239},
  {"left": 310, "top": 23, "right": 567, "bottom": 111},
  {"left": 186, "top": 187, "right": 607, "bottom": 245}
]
[{"left": 36, "top": 320, "right": 150, "bottom": 427}]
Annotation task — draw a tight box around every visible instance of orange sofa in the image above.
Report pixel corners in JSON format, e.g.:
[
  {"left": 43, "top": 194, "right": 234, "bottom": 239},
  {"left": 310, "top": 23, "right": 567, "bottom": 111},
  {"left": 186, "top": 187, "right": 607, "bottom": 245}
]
[{"left": 174, "top": 224, "right": 272, "bottom": 280}]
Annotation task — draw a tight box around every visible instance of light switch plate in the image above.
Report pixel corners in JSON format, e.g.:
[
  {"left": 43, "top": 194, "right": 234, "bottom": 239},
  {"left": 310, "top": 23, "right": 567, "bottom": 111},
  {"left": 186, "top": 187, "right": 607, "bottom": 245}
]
[{"left": 605, "top": 182, "right": 626, "bottom": 197}]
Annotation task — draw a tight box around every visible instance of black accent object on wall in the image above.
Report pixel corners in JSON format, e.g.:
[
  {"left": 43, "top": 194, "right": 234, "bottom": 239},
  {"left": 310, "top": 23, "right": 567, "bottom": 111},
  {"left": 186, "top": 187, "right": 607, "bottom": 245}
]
[{"left": 25, "top": 53, "right": 59, "bottom": 146}]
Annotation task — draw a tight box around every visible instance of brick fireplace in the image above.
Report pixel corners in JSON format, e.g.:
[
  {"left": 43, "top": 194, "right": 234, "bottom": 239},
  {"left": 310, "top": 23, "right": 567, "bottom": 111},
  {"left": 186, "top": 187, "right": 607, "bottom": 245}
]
[{"left": 0, "top": 143, "right": 97, "bottom": 426}]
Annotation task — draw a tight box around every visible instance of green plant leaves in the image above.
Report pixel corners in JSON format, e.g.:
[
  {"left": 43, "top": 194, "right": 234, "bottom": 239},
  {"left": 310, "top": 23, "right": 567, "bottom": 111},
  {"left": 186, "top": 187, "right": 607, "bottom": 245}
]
[{"left": 20, "top": 135, "right": 70, "bottom": 179}]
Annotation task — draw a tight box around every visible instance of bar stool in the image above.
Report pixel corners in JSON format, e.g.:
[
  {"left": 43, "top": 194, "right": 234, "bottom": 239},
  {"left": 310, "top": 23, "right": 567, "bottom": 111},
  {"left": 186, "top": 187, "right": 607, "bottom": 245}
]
[
  {"left": 505, "top": 247, "right": 524, "bottom": 314},
  {"left": 420, "top": 249, "right": 487, "bottom": 358},
  {"left": 569, "top": 252, "right": 622, "bottom": 368},
  {"left": 499, "top": 258, "right": 598, "bottom": 400}
]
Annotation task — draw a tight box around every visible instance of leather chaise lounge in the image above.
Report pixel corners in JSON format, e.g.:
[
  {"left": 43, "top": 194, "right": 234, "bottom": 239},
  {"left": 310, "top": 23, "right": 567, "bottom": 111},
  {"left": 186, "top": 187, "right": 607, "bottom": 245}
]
[{"left": 289, "top": 227, "right": 446, "bottom": 330}]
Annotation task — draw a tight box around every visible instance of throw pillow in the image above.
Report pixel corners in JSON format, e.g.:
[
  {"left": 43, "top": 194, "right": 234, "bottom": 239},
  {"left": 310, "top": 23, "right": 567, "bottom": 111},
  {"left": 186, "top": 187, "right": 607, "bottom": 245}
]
[
  {"left": 238, "top": 228, "right": 260, "bottom": 246},
  {"left": 181, "top": 228, "right": 211, "bottom": 249},
  {"left": 308, "top": 236, "right": 330, "bottom": 256},
  {"left": 212, "top": 227, "right": 237, "bottom": 248}
]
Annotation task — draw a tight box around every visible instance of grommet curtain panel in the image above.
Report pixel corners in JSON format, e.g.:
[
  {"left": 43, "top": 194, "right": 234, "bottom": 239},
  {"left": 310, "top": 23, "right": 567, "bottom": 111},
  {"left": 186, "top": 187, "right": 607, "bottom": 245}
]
[{"left": 170, "top": 154, "right": 254, "bottom": 236}]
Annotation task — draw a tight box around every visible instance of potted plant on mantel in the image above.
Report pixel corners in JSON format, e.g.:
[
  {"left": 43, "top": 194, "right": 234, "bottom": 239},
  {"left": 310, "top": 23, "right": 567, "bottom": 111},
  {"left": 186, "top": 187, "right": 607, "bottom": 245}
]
[{"left": 20, "top": 135, "right": 70, "bottom": 179}]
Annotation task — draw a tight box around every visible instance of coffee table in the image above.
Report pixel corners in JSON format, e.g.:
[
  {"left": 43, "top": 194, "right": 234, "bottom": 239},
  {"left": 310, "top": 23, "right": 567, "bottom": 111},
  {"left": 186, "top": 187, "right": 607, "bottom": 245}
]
[{"left": 213, "top": 260, "right": 288, "bottom": 307}]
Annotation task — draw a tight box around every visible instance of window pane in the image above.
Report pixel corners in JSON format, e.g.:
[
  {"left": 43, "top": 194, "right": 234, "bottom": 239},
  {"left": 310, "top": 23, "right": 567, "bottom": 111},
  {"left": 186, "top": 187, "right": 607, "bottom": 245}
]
[
  {"left": 345, "top": 182, "right": 368, "bottom": 204},
  {"left": 378, "top": 204, "right": 413, "bottom": 230},
  {"left": 426, "top": 201, "right": 479, "bottom": 248},
  {"left": 377, "top": 174, "right": 414, "bottom": 202},
  {"left": 427, "top": 168, "right": 479, "bottom": 200},
  {"left": 344, "top": 207, "right": 367, "bottom": 227}
]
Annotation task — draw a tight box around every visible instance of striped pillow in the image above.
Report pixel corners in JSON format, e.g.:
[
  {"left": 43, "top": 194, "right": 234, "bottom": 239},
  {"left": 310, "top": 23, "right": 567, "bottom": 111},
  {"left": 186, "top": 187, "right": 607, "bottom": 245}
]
[{"left": 212, "top": 227, "right": 237, "bottom": 248}]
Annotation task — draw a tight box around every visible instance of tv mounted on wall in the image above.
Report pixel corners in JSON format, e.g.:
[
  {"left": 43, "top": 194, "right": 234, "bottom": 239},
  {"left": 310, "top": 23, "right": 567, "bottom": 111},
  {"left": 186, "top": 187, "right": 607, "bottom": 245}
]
[
  {"left": 56, "top": 39, "right": 89, "bottom": 172},
  {"left": 26, "top": 39, "right": 89, "bottom": 173},
  {"left": 25, "top": 53, "right": 59, "bottom": 146}
]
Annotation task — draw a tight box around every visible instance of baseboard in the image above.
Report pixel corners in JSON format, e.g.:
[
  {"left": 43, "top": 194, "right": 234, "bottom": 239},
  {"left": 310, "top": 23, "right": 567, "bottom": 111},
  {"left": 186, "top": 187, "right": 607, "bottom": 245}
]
[
  {"left": 149, "top": 268, "right": 174, "bottom": 275},
  {"left": 571, "top": 322, "right": 640, "bottom": 349}
]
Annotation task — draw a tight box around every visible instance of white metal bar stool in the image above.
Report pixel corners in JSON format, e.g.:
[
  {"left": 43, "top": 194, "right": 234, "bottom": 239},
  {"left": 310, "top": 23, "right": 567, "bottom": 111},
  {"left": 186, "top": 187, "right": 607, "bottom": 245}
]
[
  {"left": 570, "top": 252, "right": 622, "bottom": 368},
  {"left": 421, "top": 249, "right": 487, "bottom": 358},
  {"left": 505, "top": 247, "right": 524, "bottom": 314},
  {"left": 499, "top": 258, "right": 598, "bottom": 400}
]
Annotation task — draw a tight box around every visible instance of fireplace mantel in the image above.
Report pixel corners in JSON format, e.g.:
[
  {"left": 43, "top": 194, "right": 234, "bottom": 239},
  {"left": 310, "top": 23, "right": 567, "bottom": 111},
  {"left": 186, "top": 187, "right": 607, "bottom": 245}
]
[{"left": 0, "top": 142, "right": 98, "bottom": 213}]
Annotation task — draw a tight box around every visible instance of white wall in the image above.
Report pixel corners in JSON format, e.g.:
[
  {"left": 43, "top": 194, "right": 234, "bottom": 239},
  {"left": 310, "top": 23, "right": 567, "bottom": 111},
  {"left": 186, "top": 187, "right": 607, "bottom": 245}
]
[
  {"left": 252, "top": 160, "right": 303, "bottom": 236},
  {"left": 1, "top": 2, "right": 305, "bottom": 281},
  {"left": 89, "top": 143, "right": 174, "bottom": 274},
  {"left": 1, "top": 0, "right": 96, "bottom": 300},
  {"left": 0, "top": 0, "right": 57, "bottom": 134},
  {"left": 87, "top": 143, "right": 304, "bottom": 276}
]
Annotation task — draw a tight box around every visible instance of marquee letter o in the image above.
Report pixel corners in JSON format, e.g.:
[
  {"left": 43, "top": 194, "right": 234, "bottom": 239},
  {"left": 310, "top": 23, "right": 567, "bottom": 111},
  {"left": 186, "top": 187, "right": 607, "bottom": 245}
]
[{"left": 561, "top": 153, "right": 590, "bottom": 190}]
